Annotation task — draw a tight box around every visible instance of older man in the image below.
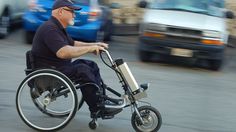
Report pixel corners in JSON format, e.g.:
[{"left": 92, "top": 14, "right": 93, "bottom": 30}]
[{"left": 31, "top": 0, "right": 121, "bottom": 118}]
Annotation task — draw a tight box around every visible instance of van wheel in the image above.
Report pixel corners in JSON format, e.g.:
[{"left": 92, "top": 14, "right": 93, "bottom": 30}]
[
  {"left": 139, "top": 50, "right": 152, "bottom": 62},
  {"left": 209, "top": 59, "right": 223, "bottom": 71},
  {"left": 104, "top": 20, "right": 113, "bottom": 41},
  {"left": 98, "top": 20, "right": 113, "bottom": 42},
  {"left": 25, "top": 31, "right": 35, "bottom": 44}
]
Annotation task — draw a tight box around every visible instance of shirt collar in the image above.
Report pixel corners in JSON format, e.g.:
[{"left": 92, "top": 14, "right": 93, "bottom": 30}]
[{"left": 50, "top": 16, "right": 65, "bottom": 31}]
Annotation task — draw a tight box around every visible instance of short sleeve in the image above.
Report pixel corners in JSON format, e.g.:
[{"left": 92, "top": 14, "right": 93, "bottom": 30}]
[
  {"left": 43, "top": 29, "right": 68, "bottom": 54},
  {"left": 66, "top": 32, "right": 75, "bottom": 46}
]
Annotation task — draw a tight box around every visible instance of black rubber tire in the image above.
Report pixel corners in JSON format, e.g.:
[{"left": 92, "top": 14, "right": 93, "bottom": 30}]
[
  {"left": 0, "top": 33, "right": 5, "bottom": 39},
  {"left": 89, "top": 120, "right": 98, "bottom": 130},
  {"left": 131, "top": 106, "right": 162, "bottom": 132},
  {"left": 103, "top": 20, "right": 113, "bottom": 41},
  {"left": 209, "top": 59, "right": 223, "bottom": 71},
  {"left": 16, "top": 69, "right": 78, "bottom": 131},
  {"left": 25, "top": 31, "right": 35, "bottom": 44},
  {"left": 139, "top": 50, "right": 152, "bottom": 62}
]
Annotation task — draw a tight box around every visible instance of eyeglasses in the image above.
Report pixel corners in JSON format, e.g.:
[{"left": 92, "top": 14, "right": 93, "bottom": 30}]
[{"left": 62, "top": 8, "right": 75, "bottom": 14}]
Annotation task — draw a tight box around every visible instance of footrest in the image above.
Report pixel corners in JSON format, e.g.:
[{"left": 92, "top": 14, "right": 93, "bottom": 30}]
[{"left": 105, "top": 96, "right": 123, "bottom": 105}]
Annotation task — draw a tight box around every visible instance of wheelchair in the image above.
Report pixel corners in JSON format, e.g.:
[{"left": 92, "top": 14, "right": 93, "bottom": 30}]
[{"left": 16, "top": 50, "right": 162, "bottom": 131}]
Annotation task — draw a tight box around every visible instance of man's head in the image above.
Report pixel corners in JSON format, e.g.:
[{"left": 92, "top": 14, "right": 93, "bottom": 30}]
[{"left": 52, "top": 0, "right": 81, "bottom": 27}]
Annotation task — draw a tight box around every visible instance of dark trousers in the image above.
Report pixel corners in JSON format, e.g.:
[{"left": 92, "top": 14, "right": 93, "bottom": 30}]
[{"left": 58, "top": 59, "right": 102, "bottom": 112}]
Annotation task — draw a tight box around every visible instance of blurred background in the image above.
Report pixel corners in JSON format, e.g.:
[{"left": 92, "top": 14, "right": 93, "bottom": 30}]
[{"left": 1, "top": 0, "right": 236, "bottom": 132}]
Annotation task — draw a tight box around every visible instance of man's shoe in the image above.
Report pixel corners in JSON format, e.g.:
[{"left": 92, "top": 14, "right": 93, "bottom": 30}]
[
  {"left": 104, "top": 96, "right": 123, "bottom": 105},
  {"left": 103, "top": 108, "right": 122, "bottom": 116},
  {"left": 103, "top": 100, "right": 122, "bottom": 116},
  {"left": 90, "top": 98, "right": 123, "bottom": 119},
  {"left": 90, "top": 100, "right": 122, "bottom": 118}
]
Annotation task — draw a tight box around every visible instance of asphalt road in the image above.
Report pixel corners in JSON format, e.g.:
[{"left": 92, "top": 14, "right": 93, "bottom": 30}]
[{"left": 0, "top": 29, "right": 236, "bottom": 132}]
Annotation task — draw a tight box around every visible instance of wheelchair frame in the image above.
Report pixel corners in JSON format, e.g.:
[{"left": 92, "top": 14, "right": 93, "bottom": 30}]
[{"left": 16, "top": 50, "right": 162, "bottom": 132}]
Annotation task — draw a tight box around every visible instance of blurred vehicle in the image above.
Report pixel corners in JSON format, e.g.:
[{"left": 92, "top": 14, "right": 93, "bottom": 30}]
[
  {"left": 23, "top": 0, "right": 113, "bottom": 44},
  {"left": 138, "top": 0, "right": 234, "bottom": 70},
  {"left": 0, "top": 0, "right": 28, "bottom": 38}
]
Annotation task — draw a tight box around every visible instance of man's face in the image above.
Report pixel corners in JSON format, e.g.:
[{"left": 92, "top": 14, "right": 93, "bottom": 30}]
[{"left": 59, "top": 7, "right": 76, "bottom": 26}]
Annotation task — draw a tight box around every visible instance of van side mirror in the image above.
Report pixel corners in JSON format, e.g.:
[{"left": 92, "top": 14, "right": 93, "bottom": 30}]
[
  {"left": 138, "top": 1, "right": 148, "bottom": 8},
  {"left": 225, "top": 11, "right": 234, "bottom": 19}
]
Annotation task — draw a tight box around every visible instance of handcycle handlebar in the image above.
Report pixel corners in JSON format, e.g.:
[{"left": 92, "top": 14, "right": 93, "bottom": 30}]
[{"left": 100, "top": 49, "right": 115, "bottom": 66}]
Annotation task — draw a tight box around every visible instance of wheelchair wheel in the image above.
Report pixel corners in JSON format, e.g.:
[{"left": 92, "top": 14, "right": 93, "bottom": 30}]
[
  {"left": 131, "top": 106, "right": 162, "bottom": 132},
  {"left": 16, "top": 69, "right": 78, "bottom": 131}
]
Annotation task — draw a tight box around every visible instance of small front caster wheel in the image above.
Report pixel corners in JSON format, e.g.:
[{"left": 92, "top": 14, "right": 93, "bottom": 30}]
[
  {"left": 131, "top": 106, "right": 162, "bottom": 132},
  {"left": 89, "top": 120, "right": 98, "bottom": 130}
]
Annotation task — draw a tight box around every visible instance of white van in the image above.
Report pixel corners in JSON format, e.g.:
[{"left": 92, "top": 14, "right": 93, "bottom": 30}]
[{"left": 138, "top": 0, "right": 234, "bottom": 70}]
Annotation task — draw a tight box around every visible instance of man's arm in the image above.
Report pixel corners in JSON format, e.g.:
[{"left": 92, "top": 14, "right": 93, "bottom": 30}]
[
  {"left": 74, "top": 41, "right": 92, "bottom": 46},
  {"left": 74, "top": 41, "right": 109, "bottom": 49},
  {"left": 56, "top": 45, "right": 105, "bottom": 59}
]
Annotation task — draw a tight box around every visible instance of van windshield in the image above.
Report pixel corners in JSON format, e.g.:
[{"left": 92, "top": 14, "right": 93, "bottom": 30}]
[{"left": 149, "top": 0, "right": 225, "bottom": 17}]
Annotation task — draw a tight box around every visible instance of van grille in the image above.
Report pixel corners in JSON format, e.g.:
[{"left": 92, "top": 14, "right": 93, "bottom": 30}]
[
  {"left": 165, "top": 27, "right": 202, "bottom": 43},
  {"left": 167, "top": 27, "right": 202, "bottom": 37},
  {"left": 146, "top": 25, "right": 203, "bottom": 43},
  {"left": 166, "top": 35, "right": 201, "bottom": 43}
]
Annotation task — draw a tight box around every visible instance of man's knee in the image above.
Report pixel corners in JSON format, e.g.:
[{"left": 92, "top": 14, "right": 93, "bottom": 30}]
[
  {"left": 83, "top": 60, "right": 99, "bottom": 70},
  {"left": 74, "top": 64, "right": 95, "bottom": 82}
]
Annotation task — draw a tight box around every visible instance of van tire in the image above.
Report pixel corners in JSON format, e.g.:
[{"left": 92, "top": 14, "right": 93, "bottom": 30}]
[
  {"left": 139, "top": 50, "right": 152, "bottom": 62},
  {"left": 104, "top": 20, "right": 113, "bottom": 41},
  {"left": 209, "top": 59, "right": 223, "bottom": 71},
  {"left": 25, "top": 31, "right": 35, "bottom": 44}
]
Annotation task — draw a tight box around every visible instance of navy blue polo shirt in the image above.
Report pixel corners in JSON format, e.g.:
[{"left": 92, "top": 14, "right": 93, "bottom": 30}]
[{"left": 32, "top": 16, "right": 74, "bottom": 68}]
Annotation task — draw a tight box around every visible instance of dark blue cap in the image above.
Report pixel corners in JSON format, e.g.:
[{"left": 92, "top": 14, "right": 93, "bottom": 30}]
[{"left": 52, "top": 0, "right": 82, "bottom": 10}]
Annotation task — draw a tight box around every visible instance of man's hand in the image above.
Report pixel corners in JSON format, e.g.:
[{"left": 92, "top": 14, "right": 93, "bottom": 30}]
[
  {"left": 89, "top": 45, "right": 105, "bottom": 55},
  {"left": 96, "top": 42, "right": 109, "bottom": 49}
]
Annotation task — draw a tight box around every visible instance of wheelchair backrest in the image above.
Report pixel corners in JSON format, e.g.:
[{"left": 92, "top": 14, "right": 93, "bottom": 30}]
[{"left": 25, "top": 50, "right": 35, "bottom": 75}]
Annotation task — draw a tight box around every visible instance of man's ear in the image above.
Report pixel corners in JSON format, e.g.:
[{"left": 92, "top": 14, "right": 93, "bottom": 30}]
[{"left": 58, "top": 8, "right": 63, "bottom": 16}]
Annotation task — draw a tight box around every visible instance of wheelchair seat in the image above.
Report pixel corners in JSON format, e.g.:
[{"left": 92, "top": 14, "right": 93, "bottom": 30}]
[{"left": 25, "top": 50, "right": 64, "bottom": 97}]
